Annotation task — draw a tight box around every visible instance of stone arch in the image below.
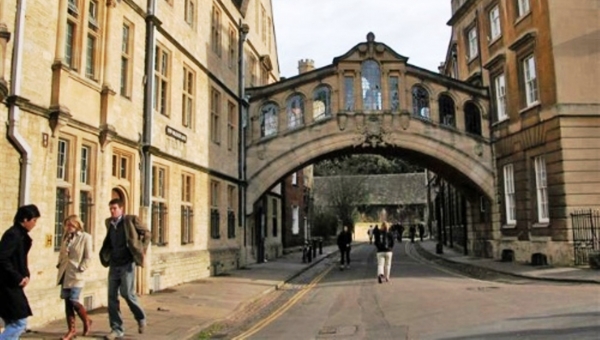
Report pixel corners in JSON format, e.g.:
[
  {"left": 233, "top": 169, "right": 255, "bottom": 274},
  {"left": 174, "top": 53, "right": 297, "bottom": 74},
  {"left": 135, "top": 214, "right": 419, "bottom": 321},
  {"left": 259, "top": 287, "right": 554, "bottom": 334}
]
[
  {"left": 111, "top": 186, "right": 130, "bottom": 213},
  {"left": 246, "top": 119, "right": 494, "bottom": 214}
]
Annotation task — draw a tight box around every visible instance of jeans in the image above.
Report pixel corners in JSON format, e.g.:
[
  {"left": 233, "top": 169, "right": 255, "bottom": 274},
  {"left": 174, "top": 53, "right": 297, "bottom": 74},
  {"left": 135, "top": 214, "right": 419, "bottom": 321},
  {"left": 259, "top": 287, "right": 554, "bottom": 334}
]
[
  {"left": 377, "top": 251, "right": 393, "bottom": 279},
  {"left": 108, "top": 262, "right": 146, "bottom": 335},
  {"left": 0, "top": 318, "right": 27, "bottom": 340}
]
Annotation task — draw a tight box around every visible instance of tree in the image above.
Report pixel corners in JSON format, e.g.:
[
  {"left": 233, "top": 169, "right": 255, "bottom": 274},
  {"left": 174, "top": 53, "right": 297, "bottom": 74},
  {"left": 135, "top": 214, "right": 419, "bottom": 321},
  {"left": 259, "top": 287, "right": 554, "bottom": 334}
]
[
  {"left": 314, "top": 154, "right": 422, "bottom": 176},
  {"left": 314, "top": 175, "right": 369, "bottom": 233}
]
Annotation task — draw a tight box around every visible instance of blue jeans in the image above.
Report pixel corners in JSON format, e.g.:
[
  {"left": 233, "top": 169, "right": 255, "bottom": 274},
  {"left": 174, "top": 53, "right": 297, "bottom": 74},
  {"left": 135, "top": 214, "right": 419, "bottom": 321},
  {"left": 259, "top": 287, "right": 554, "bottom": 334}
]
[
  {"left": 108, "top": 262, "right": 146, "bottom": 335},
  {"left": 0, "top": 318, "right": 27, "bottom": 340}
]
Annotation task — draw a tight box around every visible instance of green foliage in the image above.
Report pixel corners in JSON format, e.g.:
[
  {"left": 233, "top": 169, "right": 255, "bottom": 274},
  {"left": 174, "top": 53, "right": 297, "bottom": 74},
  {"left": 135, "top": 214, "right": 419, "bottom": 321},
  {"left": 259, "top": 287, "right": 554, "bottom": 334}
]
[
  {"left": 311, "top": 207, "right": 339, "bottom": 238},
  {"left": 314, "top": 154, "right": 422, "bottom": 176}
]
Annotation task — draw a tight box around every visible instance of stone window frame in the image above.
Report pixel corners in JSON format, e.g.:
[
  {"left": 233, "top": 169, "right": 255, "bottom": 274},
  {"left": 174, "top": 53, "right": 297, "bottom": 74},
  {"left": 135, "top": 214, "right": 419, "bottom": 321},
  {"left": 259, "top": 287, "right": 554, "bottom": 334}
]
[
  {"left": 151, "top": 163, "right": 169, "bottom": 246},
  {"left": 361, "top": 59, "right": 382, "bottom": 111},
  {"left": 228, "top": 25, "right": 237, "bottom": 72},
  {"left": 466, "top": 24, "right": 479, "bottom": 61},
  {"left": 227, "top": 100, "right": 236, "bottom": 151},
  {"left": 210, "top": 179, "right": 221, "bottom": 239},
  {"left": 66, "top": 0, "right": 83, "bottom": 70},
  {"left": 184, "top": 0, "right": 196, "bottom": 29},
  {"left": 259, "top": 102, "right": 279, "bottom": 138},
  {"left": 182, "top": 65, "right": 195, "bottom": 129},
  {"left": 84, "top": 0, "right": 101, "bottom": 81},
  {"left": 533, "top": 155, "right": 549, "bottom": 224},
  {"left": 111, "top": 148, "right": 133, "bottom": 182},
  {"left": 411, "top": 84, "right": 430, "bottom": 119},
  {"left": 120, "top": 19, "right": 134, "bottom": 98},
  {"left": 484, "top": 53, "right": 508, "bottom": 124},
  {"left": 488, "top": 3, "right": 502, "bottom": 43},
  {"left": 227, "top": 185, "right": 236, "bottom": 239},
  {"left": 286, "top": 93, "right": 305, "bottom": 130},
  {"left": 210, "top": 87, "right": 222, "bottom": 144},
  {"left": 464, "top": 101, "right": 482, "bottom": 136},
  {"left": 211, "top": 4, "right": 222, "bottom": 57},
  {"left": 515, "top": 0, "right": 531, "bottom": 21},
  {"left": 271, "top": 197, "right": 278, "bottom": 238},
  {"left": 154, "top": 43, "right": 171, "bottom": 117},
  {"left": 509, "top": 32, "right": 539, "bottom": 111},
  {"left": 181, "top": 172, "right": 194, "bottom": 245},
  {"left": 503, "top": 163, "right": 517, "bottom": 226},
  {"left": 312, "top": 84, "right": 332, "bottom": 120}
]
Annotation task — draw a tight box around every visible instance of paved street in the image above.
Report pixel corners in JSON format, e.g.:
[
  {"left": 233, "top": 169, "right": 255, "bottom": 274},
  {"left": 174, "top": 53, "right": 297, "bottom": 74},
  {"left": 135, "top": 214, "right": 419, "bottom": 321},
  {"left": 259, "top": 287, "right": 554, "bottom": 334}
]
[{"left": 244, "top": 242, "right": 600, "bottom": 340}]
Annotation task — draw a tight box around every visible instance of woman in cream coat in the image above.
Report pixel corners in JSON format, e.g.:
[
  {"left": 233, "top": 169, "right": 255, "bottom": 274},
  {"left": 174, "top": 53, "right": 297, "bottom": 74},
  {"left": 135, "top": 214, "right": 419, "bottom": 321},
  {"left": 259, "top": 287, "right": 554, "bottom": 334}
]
[{"left": 56, "top": 215, "right": 93, "bottom": 340}]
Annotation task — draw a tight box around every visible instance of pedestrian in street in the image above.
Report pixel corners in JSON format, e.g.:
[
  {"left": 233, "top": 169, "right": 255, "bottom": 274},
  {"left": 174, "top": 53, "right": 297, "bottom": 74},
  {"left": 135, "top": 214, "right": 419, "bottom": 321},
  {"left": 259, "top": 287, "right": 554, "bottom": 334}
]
[
  {"left": 409, "top": 224, "right": 416, "bottom": 243},
  {"left": 398, "top": 224, "right": 404, "bottom": 242},
  {"left": 56, "top": 215, "right": 93, "bottom": 340},
  {"left": 0, "top": 204, "right": 41, "bottom": 340},
  {"left": 374, "top": 222, "right": 394, "bottom": 283},
  {"left": 367, "top": 225, "right": 374, "bottom": 244},
  {"left": 337, "top": 225, "right": 352, "bottom": 269},
  {"left": 418, "top": 223, "right": 425, "bottom": 242},
  {"left": 99, "top": 199, "right": 150, "bottom": 340}
]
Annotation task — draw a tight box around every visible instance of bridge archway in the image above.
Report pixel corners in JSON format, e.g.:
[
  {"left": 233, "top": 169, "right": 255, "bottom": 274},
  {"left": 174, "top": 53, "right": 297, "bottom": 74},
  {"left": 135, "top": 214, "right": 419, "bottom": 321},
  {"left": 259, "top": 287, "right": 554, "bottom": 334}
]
[{"left": 245, "top": 33, "right": 494, "bottom": 215}]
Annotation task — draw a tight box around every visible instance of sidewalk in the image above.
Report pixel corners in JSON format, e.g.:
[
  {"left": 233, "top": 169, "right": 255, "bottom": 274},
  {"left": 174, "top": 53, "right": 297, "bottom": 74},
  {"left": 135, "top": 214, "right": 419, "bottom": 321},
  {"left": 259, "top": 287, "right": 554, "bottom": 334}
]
[
  {"left": 417, "top": 240, "right": 600, "bottom": 284},
  {"left": 21, "top": 244, "right": 340, "bottom": 340}
]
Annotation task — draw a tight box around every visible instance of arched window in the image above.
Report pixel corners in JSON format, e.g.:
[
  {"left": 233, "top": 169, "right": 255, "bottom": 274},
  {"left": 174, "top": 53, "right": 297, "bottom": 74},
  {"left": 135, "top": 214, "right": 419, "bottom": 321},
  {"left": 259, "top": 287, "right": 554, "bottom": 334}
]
[
  {"left": 361, "top": 59, "right": 381, "bottom": 110},
  {"left": 260, "top": 102, "right": 278, "bottom": 137},
  {"left": 465, "top": 102, "right": 482, "bottom": 135},
  {"left": 412, "top": 85, "right": 430, "bottom": 118},
  {"left": 438, "top": 94, "right": 456, "bottom": 127},
  {"left": 313, "top": 86, "right": 331, "bottom": 120},
  {"left": 287, "top": 94, "right": 304, "bottom": 129}
]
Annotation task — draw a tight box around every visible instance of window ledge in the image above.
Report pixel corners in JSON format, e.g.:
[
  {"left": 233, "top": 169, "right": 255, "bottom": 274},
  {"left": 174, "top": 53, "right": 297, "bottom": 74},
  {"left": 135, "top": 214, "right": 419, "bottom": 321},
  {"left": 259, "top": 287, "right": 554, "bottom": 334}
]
[
  {"left": 492, "top": 117, "right": 509, "bottom": 127},
  {"left": 532, "top": 222, "right": 549, "bottom": 228},
  {"left": 514, "top": 11, "right": 532, "bottom": 26},
  {"left": 519, "top": 101, "right": 541, "bottom": 115},
  {"left": 488, "top": 35, "right": 502, "bottom": 46},
  {"left": 502, "top": 223, "right": 517, "bottom": 229},
  {"left": 467, "top": 55, "right": 479, "bottom": 65}
]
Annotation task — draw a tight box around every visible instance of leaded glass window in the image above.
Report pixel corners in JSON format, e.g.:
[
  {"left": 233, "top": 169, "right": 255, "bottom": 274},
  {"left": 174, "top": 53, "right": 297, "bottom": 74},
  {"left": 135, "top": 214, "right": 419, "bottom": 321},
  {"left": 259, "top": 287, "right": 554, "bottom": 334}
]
[
  {"left": 412, "top": 85, "right": 430, "bottom": 118},
  {"left": 361, "top": 60, "right": 381, "bottom": 110},
  {"left": 389, "top": 76, "right": 400, "bottom": 112},
  {"left": 344, "top": 76, "right": 354, "bottom": 111},
  {"left": 287, "top": 94, "right": 304, "bottom": 129},
  {"left": 313, "top": 86, "right": 331, "bottom": 120},
  {"left": 260, "top": 103, "right": 278, "bottom": 137},
  {"left": 438, "top": 94, "right": 456, "bottom": 127},
  {"left": 464, "top": 102, "right": 482, "bottom": 135}
]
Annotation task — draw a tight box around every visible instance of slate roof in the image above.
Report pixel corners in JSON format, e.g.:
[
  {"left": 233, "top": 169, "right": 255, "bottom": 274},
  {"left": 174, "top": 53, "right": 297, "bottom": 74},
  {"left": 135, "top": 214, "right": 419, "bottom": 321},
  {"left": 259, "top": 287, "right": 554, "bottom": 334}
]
[{"left": 313, "top": 173, "right": 428, "bottom": 206}]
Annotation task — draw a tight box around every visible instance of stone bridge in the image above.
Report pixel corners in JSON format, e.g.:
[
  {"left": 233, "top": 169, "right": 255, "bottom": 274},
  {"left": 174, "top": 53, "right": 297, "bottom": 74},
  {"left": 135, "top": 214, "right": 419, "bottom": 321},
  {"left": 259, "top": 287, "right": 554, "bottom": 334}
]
[{"left": 245, "top": 33, "right": 494, "bottom": 215}]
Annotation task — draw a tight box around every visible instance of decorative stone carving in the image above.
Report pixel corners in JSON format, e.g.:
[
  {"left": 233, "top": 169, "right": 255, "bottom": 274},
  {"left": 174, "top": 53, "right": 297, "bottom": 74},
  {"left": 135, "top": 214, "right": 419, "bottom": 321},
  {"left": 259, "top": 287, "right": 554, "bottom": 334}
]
[
  {"left": 353, "top": 114, "right": 392, "bottom": 148},
  {"left": 49, "top": 105, "right": 72, "bottom": 137},
  {"left": 99, "top": 124, "right": 117, "bottom": 151},
  {"left": 337, "top": 114, "right": 347, "bottom": 131},
  {"left": 399, "top": 110, "right": 411, "bottom": 130}
]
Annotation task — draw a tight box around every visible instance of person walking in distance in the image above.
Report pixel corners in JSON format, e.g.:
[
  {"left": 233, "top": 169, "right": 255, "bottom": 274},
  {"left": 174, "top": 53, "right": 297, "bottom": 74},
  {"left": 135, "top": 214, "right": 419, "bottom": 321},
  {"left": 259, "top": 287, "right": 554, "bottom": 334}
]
[
  {"left": 374, "top": 222, "right": 395, "bottom": 283},
  {"left": 0, "top": 204, "right": 41, "bottom": 340},
  {"left": 337, "top": 225, "right": 352, "bottom": 270},
  {"left": 56, "top": 215, "right": 93, "bottom": 340},
  {"left": 409, "top": 224, "right": 416, "bottom": 243},
  {"left": 418, "top": 223, "right": 425, "bottom": 242},
  {"left": 367, "top": 225, "right": 374, "bottom": 244},
  {"left": 99, "top": 199, "right": 150, "bottom": 340}
]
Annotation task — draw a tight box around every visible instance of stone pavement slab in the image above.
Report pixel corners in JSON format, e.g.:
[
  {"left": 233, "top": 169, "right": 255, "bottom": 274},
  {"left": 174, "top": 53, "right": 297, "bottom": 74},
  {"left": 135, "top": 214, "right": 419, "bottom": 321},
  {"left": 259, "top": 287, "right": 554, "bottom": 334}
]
[{"left": 20, "top": 245, "right": 340, "bottom": 340}]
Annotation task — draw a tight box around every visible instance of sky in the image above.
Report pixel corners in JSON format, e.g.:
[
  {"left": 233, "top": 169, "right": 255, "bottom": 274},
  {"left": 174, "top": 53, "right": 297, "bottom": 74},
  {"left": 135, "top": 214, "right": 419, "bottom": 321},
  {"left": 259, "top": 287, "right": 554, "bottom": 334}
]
[{"left": 271, "top": 0, "right": 452, "bottom": 78}]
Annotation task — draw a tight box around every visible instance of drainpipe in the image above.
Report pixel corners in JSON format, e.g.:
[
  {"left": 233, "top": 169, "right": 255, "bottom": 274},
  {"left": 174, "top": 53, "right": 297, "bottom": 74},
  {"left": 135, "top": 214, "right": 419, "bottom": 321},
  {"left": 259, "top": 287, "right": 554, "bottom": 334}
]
[
  {"left": 238, "top": 21, "right": 249, "bottom": 247},
  {"left": 142, "top": 0, "right": 157, "bottom": 208},
  {"left": 7, "top": 0, "right": 31, "bottom": 205}
]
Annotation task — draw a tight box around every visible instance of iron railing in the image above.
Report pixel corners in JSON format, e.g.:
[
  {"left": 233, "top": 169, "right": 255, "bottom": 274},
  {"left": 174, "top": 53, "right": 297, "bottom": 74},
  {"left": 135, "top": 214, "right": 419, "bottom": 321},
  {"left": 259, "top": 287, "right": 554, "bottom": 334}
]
[{"left": 571, "top": 209, "right": 600, "bottom": 265}]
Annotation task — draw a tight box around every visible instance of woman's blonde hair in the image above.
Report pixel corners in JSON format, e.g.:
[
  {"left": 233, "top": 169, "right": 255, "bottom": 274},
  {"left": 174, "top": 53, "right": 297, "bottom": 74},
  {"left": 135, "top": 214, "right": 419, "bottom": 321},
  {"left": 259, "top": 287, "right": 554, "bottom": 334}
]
[
  {"left": 381, "top": 222, "right": 388, "bottom": 231},
  {"left": 63, "top": 214, "right": 84, "bottom": 233}
]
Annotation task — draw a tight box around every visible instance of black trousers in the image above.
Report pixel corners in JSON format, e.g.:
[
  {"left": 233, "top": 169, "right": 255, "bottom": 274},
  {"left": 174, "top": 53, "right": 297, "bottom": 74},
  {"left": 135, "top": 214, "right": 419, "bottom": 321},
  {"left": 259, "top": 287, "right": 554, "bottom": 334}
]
[{"left": 340, "top": 247, "right": 351, "bottom": 265}]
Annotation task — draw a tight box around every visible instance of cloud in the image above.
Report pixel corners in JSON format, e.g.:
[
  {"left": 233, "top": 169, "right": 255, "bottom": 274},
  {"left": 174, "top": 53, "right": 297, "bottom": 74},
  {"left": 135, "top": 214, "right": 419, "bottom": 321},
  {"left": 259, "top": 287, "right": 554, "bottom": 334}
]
[{"left": 272, "top": 0, "right": 451, "bottom": 78}]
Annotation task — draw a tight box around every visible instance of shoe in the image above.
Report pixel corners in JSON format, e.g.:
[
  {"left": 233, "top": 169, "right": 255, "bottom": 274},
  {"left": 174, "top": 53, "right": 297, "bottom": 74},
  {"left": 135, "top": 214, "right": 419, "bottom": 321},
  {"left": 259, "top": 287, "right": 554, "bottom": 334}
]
[
  {"left": 138, "top": 319, "right": 146, "bottom": 334},
  {"left": 378, "top": 274, "right": 383, "bottom": 284},
  {"left": 104, "top": 330, "right": 124, "bottom": 340},
  {"left": 385, "top": 277, "right": 390, "bottom": 282}
]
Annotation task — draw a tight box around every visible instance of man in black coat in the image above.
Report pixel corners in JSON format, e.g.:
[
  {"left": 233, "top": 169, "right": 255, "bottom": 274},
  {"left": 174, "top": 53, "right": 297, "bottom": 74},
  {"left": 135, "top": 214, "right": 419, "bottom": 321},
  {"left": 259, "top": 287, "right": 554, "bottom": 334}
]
[
  {"left": 0, "top": 204, "right": 40, "bottom": 339},
  {"left": 337, "top": 225, "right": 352, "bottom": 269}
]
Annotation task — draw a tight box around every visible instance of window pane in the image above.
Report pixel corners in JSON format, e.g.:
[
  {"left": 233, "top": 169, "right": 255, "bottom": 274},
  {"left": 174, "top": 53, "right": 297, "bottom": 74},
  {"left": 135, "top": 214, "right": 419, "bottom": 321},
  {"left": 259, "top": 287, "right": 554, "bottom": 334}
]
[
  {"left": 287, "top": 94, "right": 304, "bottom": 129},
  {"left": 313, "top": 86, "right": 331, "bottom": 120},
  {"left": 389, "top": 76, "right": 400, "bottom": 112},
  {"left": 361, "top": 60, "right": 381, "bottom": 110},
  {"left": 344, "top": 76, "right": 354, "bottom": 111}
]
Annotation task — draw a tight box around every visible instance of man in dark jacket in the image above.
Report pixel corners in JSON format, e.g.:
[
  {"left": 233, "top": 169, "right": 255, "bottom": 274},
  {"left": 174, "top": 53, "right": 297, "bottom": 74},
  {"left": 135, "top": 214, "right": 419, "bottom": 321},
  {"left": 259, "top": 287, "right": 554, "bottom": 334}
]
[
  {"left": 0, "top": 204, "right": 40, "bottom": 340},
  {"left": 374, "top": 222, "right": 395, "bottom": 283},
  {"left": 100, "top": 199, "right": 150, "bottom": 340},
  {"left": 337, "top": 225, "right": 352, "bottom": 269}
]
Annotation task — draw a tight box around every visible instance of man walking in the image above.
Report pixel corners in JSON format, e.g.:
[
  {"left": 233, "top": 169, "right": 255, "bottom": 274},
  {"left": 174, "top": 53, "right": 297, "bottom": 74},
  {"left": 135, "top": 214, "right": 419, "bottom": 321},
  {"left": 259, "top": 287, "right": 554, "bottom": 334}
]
[
  {"left": 337, "top": 225, "right": 352, "bottom": 269},
  {"left": 367, "top": 225, "right": 374, "bottom": 244},
  {"left": 99, "top": 199, "right": 150, "bottom": 340},
  {"left": 0, "top": 204, "right": 41, "bottom": 340}
]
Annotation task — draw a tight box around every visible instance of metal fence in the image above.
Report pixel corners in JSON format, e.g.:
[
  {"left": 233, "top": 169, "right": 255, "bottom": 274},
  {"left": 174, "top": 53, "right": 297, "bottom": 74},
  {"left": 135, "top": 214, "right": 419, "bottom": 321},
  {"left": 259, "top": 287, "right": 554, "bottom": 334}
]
[{"left": 571, "top": 209, "right": 600, "bottom": 265}]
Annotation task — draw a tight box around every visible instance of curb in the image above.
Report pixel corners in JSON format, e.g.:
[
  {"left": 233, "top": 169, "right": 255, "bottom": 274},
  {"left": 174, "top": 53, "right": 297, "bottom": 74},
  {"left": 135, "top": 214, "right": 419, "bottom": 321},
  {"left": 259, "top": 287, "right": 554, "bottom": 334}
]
[{"left": 415, "top": 243, "right": 600, "bottom": 285}]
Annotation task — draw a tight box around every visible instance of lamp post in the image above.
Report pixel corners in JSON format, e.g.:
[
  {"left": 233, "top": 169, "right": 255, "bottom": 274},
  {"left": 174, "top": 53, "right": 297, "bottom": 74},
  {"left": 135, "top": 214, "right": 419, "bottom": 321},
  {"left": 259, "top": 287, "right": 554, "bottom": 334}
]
[{"left": 426, "top": 170, "right": 443, "bottom": 254}]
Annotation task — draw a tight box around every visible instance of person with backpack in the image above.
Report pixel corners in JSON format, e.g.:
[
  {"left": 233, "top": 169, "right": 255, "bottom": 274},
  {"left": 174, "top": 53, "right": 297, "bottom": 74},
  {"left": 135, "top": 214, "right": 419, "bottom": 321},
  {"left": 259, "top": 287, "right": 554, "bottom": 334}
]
[{"left": 374, "top": 222, "right": 395, "bottom": 283}]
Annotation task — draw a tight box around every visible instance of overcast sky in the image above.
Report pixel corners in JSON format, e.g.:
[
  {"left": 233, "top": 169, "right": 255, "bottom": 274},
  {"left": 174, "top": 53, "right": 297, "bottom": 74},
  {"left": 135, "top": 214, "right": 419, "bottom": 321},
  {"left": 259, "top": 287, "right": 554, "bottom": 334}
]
[{"left": 271, "top": 0, "right": 452, "bottom": 78}]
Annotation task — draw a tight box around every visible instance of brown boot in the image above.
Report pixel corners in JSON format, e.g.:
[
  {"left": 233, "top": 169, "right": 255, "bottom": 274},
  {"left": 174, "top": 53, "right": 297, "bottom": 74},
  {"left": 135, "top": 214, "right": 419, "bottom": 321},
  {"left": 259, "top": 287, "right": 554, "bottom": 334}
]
[
  {"left": 73, "top": 301, "right": 93, "bottom": 336},
  {"left": 61, "top": 315, "right": 77, "bottom": 340}
]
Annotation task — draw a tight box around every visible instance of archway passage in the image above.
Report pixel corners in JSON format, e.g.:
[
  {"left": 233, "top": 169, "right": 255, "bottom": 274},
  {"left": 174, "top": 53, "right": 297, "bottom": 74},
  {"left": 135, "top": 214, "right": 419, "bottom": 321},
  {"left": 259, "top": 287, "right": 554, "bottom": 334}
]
[{"left": 245, "top": 33, "right": 492, "bottom": 215}]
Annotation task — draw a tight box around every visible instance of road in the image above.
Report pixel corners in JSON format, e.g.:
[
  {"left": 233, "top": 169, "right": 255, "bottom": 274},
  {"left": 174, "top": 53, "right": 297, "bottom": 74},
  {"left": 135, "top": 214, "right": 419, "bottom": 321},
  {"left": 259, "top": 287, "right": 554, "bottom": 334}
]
[{"left": 239, "top": 242, "right": 600, "bottom": 340}]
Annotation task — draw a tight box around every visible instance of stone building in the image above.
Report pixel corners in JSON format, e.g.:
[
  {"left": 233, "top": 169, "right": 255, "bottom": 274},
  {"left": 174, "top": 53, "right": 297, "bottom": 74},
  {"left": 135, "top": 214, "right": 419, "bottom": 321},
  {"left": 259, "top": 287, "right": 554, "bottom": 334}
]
[
  {"left": 442, "top": 0, "right": 600, "bottom": 264},
  {"left": 0, "top": 0, "right": 280, "bottom": 327}
]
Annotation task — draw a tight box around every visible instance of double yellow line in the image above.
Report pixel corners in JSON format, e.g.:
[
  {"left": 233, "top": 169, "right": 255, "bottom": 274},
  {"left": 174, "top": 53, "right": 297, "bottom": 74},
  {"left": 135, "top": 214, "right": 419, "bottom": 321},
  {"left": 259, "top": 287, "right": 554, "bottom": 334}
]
[{"left": 232, "top": 265, "right": 333, "bottom": 340}]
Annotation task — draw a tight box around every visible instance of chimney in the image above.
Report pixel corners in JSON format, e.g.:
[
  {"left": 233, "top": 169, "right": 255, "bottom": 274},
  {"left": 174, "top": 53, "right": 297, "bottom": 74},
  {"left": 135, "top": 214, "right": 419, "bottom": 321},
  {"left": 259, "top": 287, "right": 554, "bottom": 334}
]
[{"left": 298, "top": 59, "right": 315, "bottom": 74}]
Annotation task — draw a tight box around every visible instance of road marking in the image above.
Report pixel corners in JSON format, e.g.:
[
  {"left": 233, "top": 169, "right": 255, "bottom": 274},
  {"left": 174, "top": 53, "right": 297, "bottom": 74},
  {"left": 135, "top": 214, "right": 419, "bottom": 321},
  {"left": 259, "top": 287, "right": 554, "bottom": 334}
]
[{"left": 232, "top": 265, "right": 334, "bottom": 340}]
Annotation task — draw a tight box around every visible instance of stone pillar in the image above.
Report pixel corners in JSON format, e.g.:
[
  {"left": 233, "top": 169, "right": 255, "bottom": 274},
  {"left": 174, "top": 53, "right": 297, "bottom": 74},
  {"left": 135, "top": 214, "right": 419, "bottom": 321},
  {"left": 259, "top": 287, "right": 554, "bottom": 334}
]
[
  {"left": 55, "top": 0, "right": 68, "bottom": 62},
  {"left": 100, "top": 1, "right": 117, "bottom": 127}
]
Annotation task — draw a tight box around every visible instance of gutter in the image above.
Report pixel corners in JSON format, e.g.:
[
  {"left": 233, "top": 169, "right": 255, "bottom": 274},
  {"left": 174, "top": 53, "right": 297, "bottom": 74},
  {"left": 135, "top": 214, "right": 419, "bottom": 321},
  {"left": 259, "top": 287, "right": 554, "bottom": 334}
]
[
  {"left": 7, "top": 0, "right": 31, "bottom": 205},
  {"left": 238, "top": 21, "right": 249, "bottom": 247},
  {"left": 142, "top": 0, "right": 157, "bottom": 208}
]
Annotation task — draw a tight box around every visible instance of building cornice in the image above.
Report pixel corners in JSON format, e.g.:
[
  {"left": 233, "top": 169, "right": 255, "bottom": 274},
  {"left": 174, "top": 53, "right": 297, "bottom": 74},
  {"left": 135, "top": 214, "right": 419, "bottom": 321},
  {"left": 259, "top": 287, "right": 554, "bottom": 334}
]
[{"left": 447, "top": 0, "right": 477, "bottom": 26}]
